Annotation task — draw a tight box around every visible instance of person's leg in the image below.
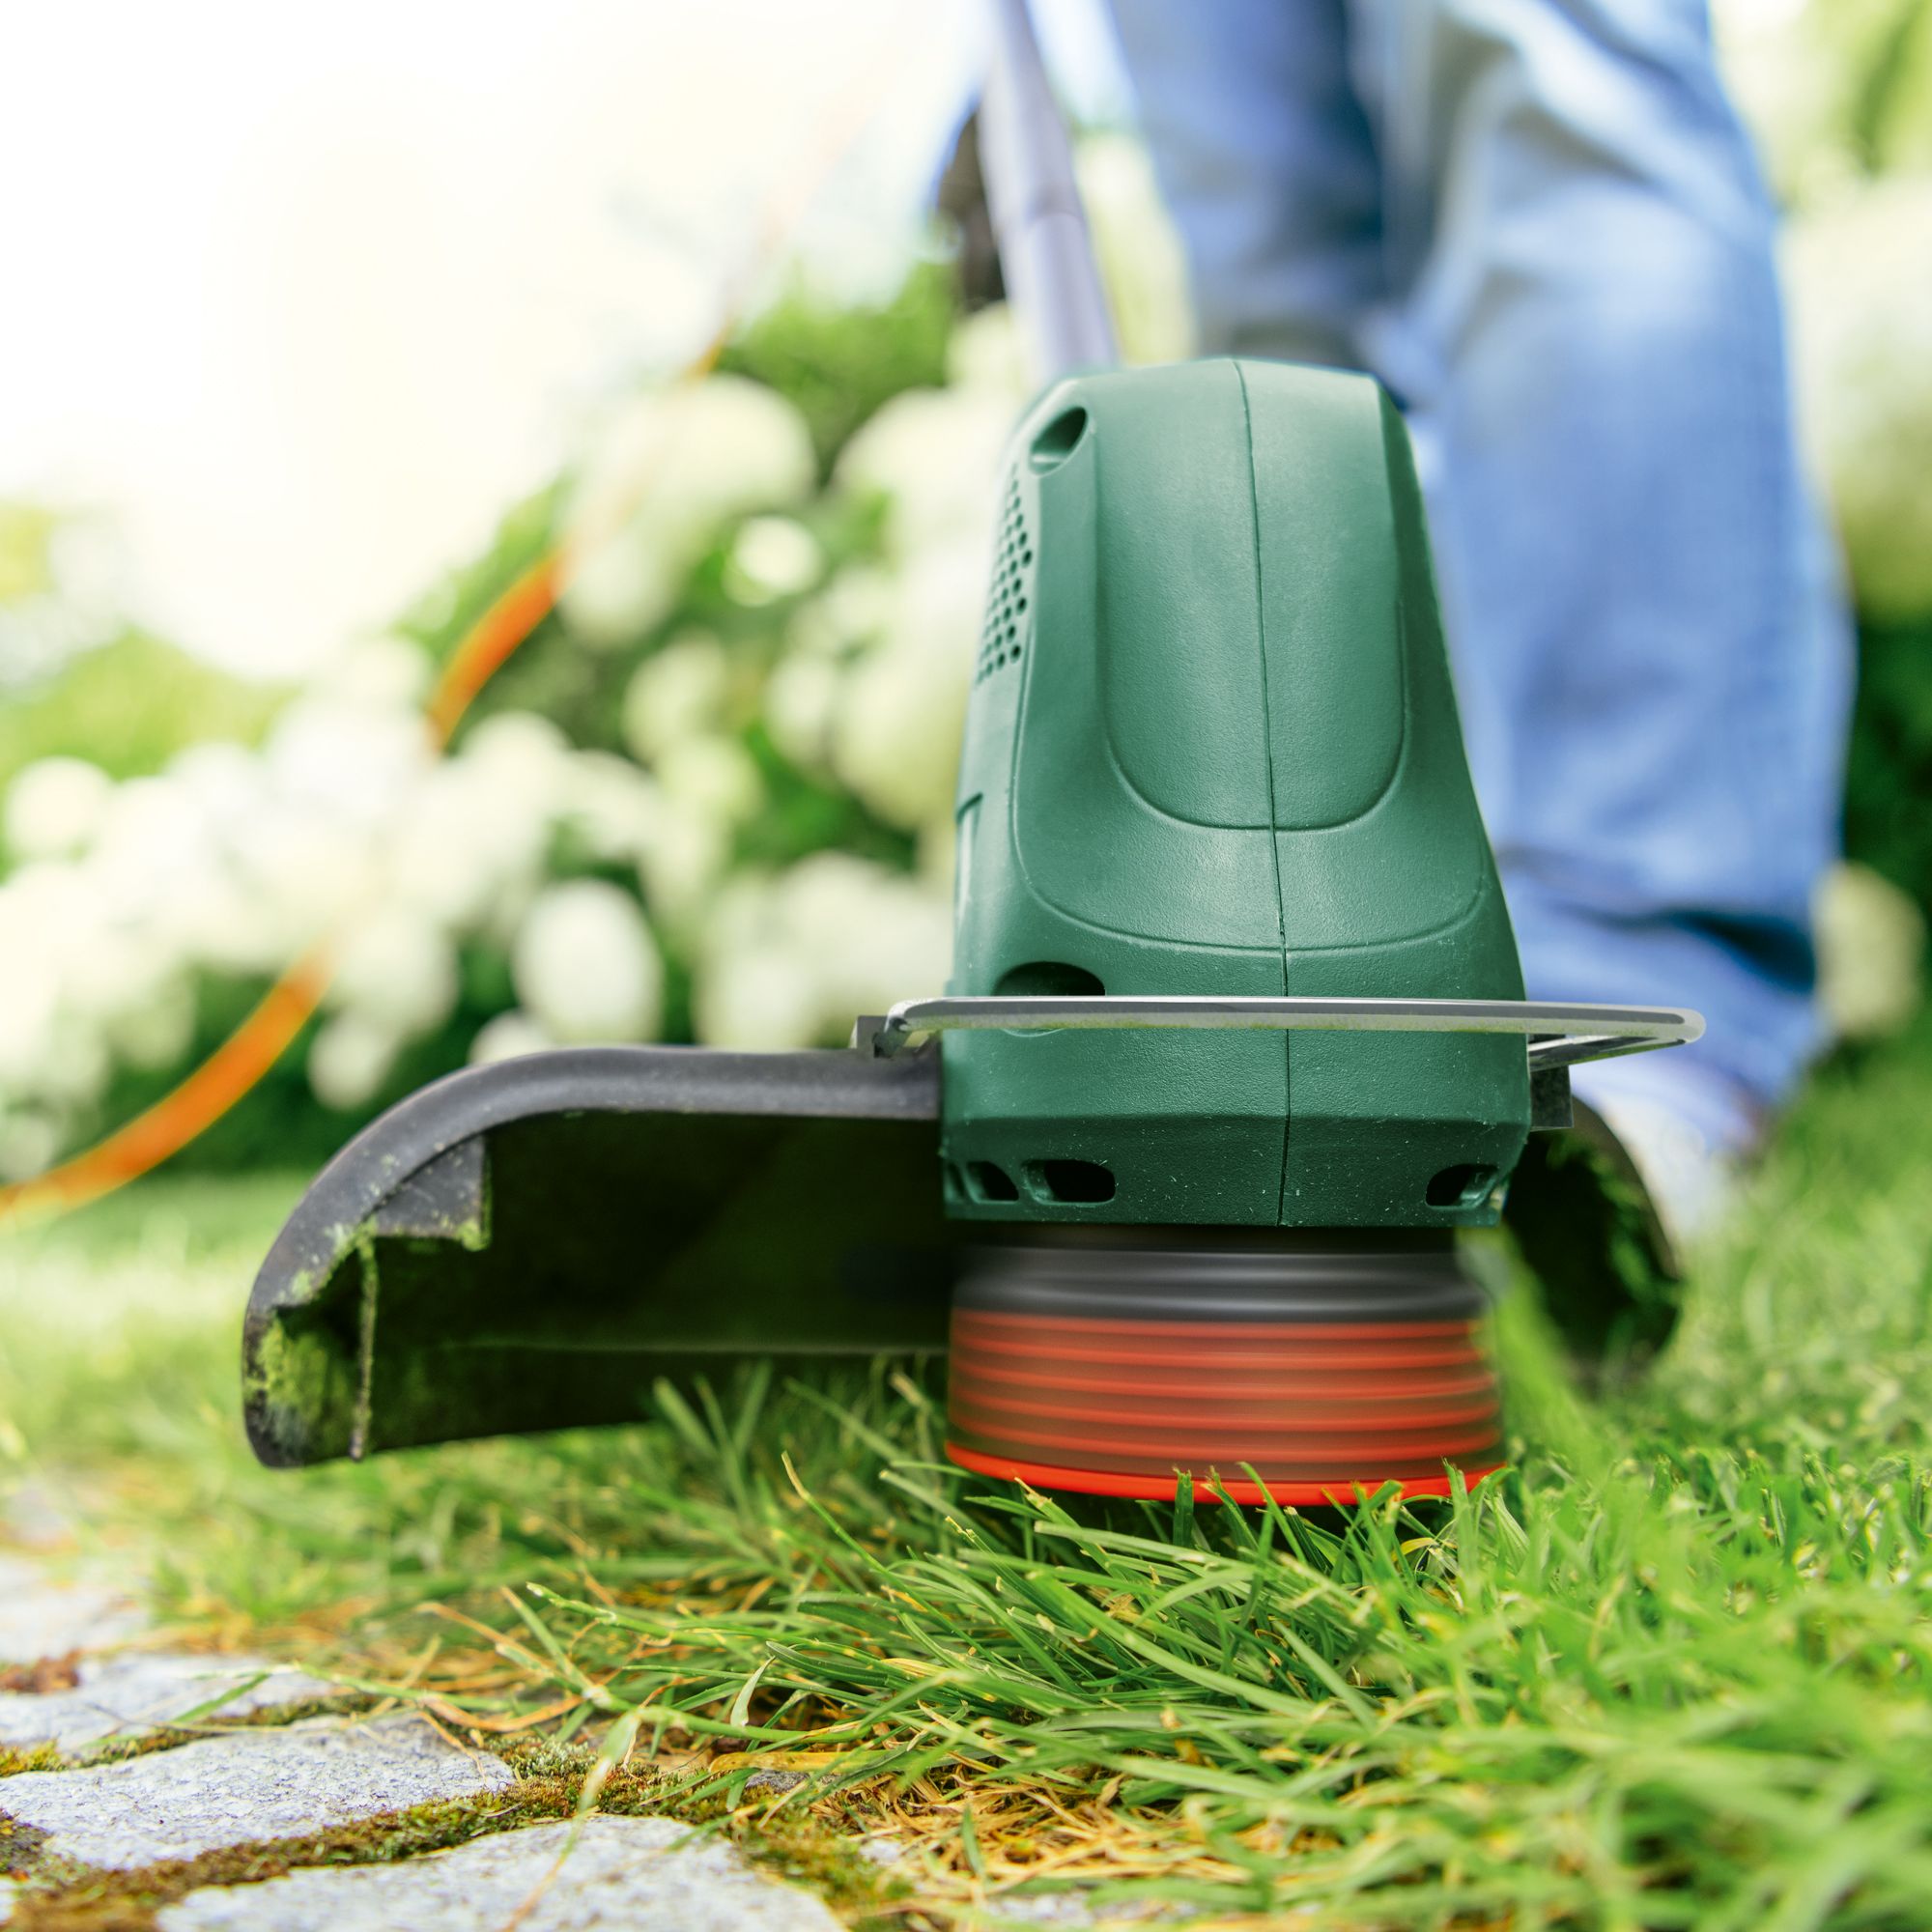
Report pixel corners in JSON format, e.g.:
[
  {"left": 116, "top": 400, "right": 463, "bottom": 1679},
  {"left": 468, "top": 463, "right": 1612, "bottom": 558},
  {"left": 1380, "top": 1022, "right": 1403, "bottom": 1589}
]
[
  {"left": 1105, "top": 0, "right": 1384, "bottom": 369},
  {"left": 1343, "top": 0, "right": 1850, "bottom": 1183},
  {"left": 1112, "top": 0, "right": 1848, "bottom": 1227}
]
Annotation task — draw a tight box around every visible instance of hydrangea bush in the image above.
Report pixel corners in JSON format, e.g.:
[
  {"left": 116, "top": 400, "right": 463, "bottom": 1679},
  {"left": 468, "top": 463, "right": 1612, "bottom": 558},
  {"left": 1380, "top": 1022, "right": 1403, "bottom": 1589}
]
[
  {"left": 1719, "top": 0, "right": 1932, "bottom": 950},
  {"left": 0, "top": 92, "right": 1923, "bottom": 1182}
]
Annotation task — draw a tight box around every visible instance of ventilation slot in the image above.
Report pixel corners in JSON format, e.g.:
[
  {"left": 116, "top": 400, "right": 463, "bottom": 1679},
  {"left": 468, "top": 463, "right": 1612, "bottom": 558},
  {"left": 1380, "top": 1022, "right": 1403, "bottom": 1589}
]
[
  {"left": 994, "top": 961, "right": 1103, "bottom": 998},
  {"left": 968, "top": 1161, "right": 1020, "bottom": 1203},
  {"left": 1031, "top": 1159, "right": 1116, "bottom": 1205},
  {"left": 1426, "top": 1164, "right": 1498, "bottom": 1209},
  {"left": 975, "top": 470, "right": 1035, "bottom": 686}
]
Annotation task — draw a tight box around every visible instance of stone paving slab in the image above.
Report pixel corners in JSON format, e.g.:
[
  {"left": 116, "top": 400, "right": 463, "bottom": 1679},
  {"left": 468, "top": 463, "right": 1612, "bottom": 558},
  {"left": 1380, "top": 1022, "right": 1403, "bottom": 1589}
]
[
  {"left": 0, "top": 1653, "right": 335, "bottom": 1753},
  {"left": 157, "top": 1815, "right": 845, "bottom": 1931},
  {"left": 0, "top": 1553, "right": 143, "bottom": 1666},
  {"left": 3, "top": 1480, "right": 77, "bottom": 1549},
  {"left": 987, "top": 1894, "right": 1183, "bottom": 1926},
  {"left": 0, "top": 1714, "right": 513, "bottom": 1870}
]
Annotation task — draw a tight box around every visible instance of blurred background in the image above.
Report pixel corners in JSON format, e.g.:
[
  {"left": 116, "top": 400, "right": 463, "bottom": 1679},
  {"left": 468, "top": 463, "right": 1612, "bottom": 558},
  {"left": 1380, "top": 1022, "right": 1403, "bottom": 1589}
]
[{"left": 0, "top": 0, "right": 1925, "bottom": 1195}]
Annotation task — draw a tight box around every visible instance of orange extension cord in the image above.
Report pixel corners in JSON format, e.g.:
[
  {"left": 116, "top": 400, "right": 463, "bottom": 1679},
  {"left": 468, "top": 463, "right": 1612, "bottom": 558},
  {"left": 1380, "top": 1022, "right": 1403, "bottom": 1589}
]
[{"left": 0, "top": 25, "right": 911, "bottom": 1227}]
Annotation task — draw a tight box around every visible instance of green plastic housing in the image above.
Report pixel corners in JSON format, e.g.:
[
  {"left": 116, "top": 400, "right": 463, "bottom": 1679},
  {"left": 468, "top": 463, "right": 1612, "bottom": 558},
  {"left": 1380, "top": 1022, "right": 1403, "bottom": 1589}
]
[{"left": 942, "top": 358, "right": 1530, "bottom": 1231}]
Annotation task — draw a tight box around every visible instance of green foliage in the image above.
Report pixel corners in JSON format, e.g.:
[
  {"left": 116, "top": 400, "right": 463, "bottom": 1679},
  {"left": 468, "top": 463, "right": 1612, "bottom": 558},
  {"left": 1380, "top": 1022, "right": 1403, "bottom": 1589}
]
[
  {"left": 1834, "top": 0, "right": 1932, "bottom": 174},
  {"left": 464, "top": 487, "right": 877, "bottom": 750},
  {"left": 0, "top": 632, "right": 283, "bottom": 796},
  {"left": 0, "top": 503, "right": 61, "bottom": 603},
  {"left": 1846, "top": 617, "right": 1932, "bottom": 911},
  {"left": 736, "top": 722, "right": 917, "bottom": 875},
  {"left": 719, "top": 260, "right": 956, "bottom": 475},
  {"left": 394, "top": 484, "right": 559, "bottom": 668},
  {"left": 12, "top": 1016, "right": 1932, "bottom": 1921}
]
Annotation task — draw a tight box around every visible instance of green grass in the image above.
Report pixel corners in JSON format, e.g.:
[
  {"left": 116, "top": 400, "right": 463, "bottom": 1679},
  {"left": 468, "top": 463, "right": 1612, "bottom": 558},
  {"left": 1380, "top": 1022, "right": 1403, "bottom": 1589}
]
[{"left": 7, "top": 1023, "right": 1932, "bottom": 1927}]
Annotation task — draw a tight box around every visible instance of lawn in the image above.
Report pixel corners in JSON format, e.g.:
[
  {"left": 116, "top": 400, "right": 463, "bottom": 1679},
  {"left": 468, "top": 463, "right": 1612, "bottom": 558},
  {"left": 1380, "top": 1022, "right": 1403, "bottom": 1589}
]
[{"left": 5, "top": 1018, "right": 1932, "bottom": 1929}]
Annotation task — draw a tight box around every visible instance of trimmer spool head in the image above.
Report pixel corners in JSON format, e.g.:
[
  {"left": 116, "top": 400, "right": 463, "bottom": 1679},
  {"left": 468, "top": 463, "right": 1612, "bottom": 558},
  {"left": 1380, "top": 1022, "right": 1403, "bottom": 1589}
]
[{"left": 946, "top": 1229, "right": 1502, "bottom": 1505}]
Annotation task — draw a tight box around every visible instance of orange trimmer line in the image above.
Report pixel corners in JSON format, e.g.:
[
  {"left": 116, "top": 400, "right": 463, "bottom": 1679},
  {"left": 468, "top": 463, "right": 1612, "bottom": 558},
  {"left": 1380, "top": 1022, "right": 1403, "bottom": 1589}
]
[{"left": 422, "top": 553, "right": 560, "bottom": 750}]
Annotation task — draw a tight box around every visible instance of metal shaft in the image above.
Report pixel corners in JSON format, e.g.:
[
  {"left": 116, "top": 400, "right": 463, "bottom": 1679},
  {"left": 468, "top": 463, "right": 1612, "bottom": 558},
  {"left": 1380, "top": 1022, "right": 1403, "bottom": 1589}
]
[{"left": 980, "top": 0, "right": 1118, "bottom": 384}]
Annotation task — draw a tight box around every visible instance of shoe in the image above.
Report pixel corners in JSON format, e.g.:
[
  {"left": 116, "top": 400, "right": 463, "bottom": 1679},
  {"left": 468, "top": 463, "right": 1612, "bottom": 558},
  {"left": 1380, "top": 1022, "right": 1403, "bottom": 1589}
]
[
  {"left": 1571, "top": 1056, "right": 1763, "bottom": 1252},
  {"left": 1503, "top": 1058, "right": 1762, "bottom": 1382}
]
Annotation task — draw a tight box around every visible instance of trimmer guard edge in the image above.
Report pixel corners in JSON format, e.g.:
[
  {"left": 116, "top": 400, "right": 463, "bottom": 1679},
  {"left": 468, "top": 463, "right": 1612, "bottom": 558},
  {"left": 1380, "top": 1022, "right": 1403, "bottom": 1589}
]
[{"left": 242, "top": 1046, "right": 954, "bottom": 1467}]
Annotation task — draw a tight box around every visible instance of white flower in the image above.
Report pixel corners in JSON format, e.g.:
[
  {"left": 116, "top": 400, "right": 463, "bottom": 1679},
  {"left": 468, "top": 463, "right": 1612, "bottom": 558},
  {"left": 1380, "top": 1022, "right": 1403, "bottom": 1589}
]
[
  {"left": 330, "top": 906, "right": 460, "bottom": 1039},
  {"left": 833, "top": 643, "right": 968, "bottom": 829},
  {"left": 228, "top": 805, "right": 379, "bottom": 956},
  {"left": 1787, "top": 178, "right": 1932, "bottom": 619},
  {"left": 946, "top": 303, "right": 1032, "bottom": 402},
  {"left": 784, "top": 565, "right": 894, "bottom": 659},
  {"left": 0, "top": 1108, "right": 60, "bottom": 1184},
  {"left": 459, "top": 711, "right": 573, "bottom": 802},
  {"left": 829, "top": 539, "right": 981, "bottom": 830},
  {"left": 320, "top": 634, "right": 433, "bottom": 711},
  {"left": 44, "top": 512, "right": 128, "bottom": 625},
  {"left": 1078, "top": 133, "right": 1196, "bottom": 367},
  {"left": 635, "top": 795, "right": 728, "bottom": 927},
  {"left": 691, "top": 854, "right": 951, "bottom": 1050},
  {"left": 469, "top": 1009, "right": 554, "bottom": 1065},
  {"left": 778, "top": 852, "right": 952, "bottom": 1020},
  {"left": 691, "top": 868, "right": 836, "bottom": 1050},
  {"left": 723, "top": 516, "right": 822, "bottom": 605},
  {"left": 835, "top": 386, "right": 1012, "bottom": 559},
  {"left": 893, "top": 536, "right": 990, "bottom": 671},
  {"left": 0, "top": 896, "right": 64, "bottom": 1090},
  {"left": 772, "top": 851, "right": 894, "bottom": 965},
  {"left": 168, "top": 740, "right": 266, "bottom": 828},
  {"left": 512, "top": 878, "right": 663, "bottom": 1043},
  {"left": 556, "top": 535, "right": 690, "bottom": 650},
  {"left": 561, "top": 374, "right": 816, "bottom": 645},
  {"left": 557, "top": 751, "right": 661, "bottom": 865},
  {"left": 105, "top": 976, "right": 196, "bottom": 1073},
  {"left": 158, "top": 859, "right": 287, "bottom": 979},
  {"left": 695, "top": 948, "right": 830, "bottom": 1052},
  {"left": 60, "top": 915, "right": 175, "bottom": 1030},
  {"left": 377, "top": 710, "right": 575, "bottom": 940},
  {"left": 0, "top": 860, "right": 98, "bottom": 963},
  {"left": 308, "top": 1011, "right": 404, "bottom": 1112},
  {"left": 852, "top": 886, "right": 952, "bottom": 1012},
  {"left": 32, "top": 1013, "right": 111, "bottom": 1111},
  {"left": 264, "top": 695, "right": 430, "bottom": 829},
  {"left": 1816, "top": 861, "right": 1925, "bottom": 1041},
  {"left": 386, "top": 760, "right": 547, "bottom": 935},
  {"left": 85, "top": 776, "right": 213, "bottom": 919},
  {"left": 621, "top": 633, "right": 730, "bottom": 762},
  {"left": 4, "top": 756, "right": 113, "bottom": 862},
  {"left": 656, "top": 735, "right": 763, "bottom": 825},
  {"left": 764, "top": 653, "right": 839, "bottom": 771}
]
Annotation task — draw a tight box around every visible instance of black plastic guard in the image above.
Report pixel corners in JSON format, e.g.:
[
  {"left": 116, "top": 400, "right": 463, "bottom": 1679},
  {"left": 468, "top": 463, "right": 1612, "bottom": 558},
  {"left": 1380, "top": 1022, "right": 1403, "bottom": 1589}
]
[{"left": 242, "top": 1046, "right": 952, "bottom": 1466}]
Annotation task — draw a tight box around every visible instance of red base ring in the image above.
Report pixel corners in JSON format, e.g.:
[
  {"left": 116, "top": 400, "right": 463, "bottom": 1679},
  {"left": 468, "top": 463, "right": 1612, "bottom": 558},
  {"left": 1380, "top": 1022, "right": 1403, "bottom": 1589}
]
[
  {"left": 946, "top": 1441, "right": 1503, "bottom": 1506},
  {"left": 945, "top": 1284, "right": 1505, "bottom": 1504}
]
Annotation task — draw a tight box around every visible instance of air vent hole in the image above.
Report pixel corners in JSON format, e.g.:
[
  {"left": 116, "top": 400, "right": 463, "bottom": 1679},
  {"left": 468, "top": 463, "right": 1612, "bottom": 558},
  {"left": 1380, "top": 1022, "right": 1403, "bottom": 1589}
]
[
  {"left": 969, "top": 1161, "right": 1020, "bottom": 1203},
  {"left": 1033, "top": 1159, "right": 1116, "bottom": 1205},
  {"left": 1426, "top": 1164, "right": 1498, "bottom": 1208},
  {"left": 1030, "top": 407, "right": 1089, "bottom": 471},
  {"left": 994, "top": 961, "right": 1104, "bottom": 997}
]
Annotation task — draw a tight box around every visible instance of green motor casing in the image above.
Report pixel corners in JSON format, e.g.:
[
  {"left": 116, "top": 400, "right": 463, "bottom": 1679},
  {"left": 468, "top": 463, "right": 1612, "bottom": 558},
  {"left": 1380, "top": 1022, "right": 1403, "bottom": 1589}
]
[{"left": 942, "top": 358, "right": 1530, "bottom": 1231}]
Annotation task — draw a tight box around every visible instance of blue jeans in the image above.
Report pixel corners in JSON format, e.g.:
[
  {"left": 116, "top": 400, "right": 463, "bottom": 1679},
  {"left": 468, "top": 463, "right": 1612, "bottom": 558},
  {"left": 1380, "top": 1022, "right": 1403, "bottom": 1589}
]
[{"left": 1108, "top": 0, "right": 1851, "bottom": 1143}]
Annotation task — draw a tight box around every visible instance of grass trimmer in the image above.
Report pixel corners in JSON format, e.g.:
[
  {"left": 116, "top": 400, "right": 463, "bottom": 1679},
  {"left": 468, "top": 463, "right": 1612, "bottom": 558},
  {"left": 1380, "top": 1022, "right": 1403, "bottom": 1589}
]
[{"left": 243, "top": 0, "right": 1701, "bottom": 1500}]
